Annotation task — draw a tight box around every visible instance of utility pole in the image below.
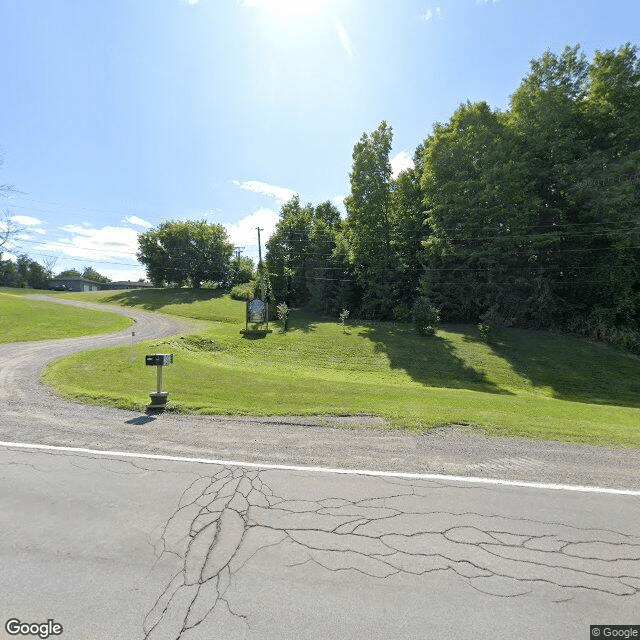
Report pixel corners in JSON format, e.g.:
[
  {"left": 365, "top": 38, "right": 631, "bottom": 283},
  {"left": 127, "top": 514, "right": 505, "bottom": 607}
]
[
  {"left": 234, "top": 246, "right": 244, "bottom": 259},
  {"left": 256, "top": 227, "right": 265, "bottom": 301},
  {"left": 256, "top": 228, "right": 263, "bottom": 266}
]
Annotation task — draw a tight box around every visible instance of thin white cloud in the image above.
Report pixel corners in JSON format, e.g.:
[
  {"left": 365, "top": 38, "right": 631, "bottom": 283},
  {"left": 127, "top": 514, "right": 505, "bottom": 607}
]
[
  {"left": 123, "top": 215, "right": 153, "bottom": 228},
  {"left": 43, "top": 224, "right": 140, "bottom": 262},
  {"left": 232, "top": 179, "right": 297, "bottom": 204},
  {"left": 1, "top": 214, "right": 46, "bottom": 240},
  {"left": 390, "top": 151, "right": 415, "bottom": 178},
  {"left": 224, "top": 208, "right": 280, "bottom": 247},
  {"left": 10, "top": 215, "right": 43, "bottom": 227},
  {"left": 100, "top": 267, "right": 148, "bottom": 282},
  {"left": 333, "top": 18, "right": 353, "bottom": 57},
  {"left": 420, "top": 6, "right": 443, "bottom": 21},
  {"left": 183, "top": 0, "right": 199, "bottom": 5}
]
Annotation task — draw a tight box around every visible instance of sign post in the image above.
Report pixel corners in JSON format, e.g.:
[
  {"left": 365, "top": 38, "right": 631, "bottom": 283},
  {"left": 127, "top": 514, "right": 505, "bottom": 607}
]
[{"left": 145, "top": 354, "right": 173, "bottom": 408}]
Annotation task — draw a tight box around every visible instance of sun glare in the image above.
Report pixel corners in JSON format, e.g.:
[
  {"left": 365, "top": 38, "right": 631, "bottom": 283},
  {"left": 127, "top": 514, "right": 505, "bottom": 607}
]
[{"left": 246, "top": 0, "right": 339, "bottom": 16}]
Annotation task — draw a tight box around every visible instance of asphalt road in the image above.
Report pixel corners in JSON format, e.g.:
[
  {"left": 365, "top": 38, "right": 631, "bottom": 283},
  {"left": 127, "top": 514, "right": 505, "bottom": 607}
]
[
  {"left": 1, "top": 445, "right": 639, "bottom": 640},
  {"left": 0, "top": 296, "right": 639, "bottom": 639}
]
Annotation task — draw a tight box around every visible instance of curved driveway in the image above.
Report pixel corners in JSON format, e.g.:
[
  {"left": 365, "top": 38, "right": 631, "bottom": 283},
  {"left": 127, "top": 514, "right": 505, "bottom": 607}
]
[{"left": 1, "top": 295, "right": 639, "bottom": 491}]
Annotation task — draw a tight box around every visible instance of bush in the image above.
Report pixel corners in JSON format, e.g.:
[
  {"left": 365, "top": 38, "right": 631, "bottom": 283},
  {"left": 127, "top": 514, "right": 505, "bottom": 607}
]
[
  {"left": 570, "top": 315, "right": 640, "bottom": 355},
  {"left": 276, "top": 302, "right": 289, "bottom": 332},
  {"left": 230, "top": 280, "right": 257, "bottom": 301},
  {"left": 477, "top": 307, "right": 505, "bottom": 342},
  {"left": 338, "top": 308, "right": 350, "bottom": 332},
  {"left": 392, "top": 304, "right": 413, "bottom": 323},
  {"left": 413, "top": 298, "right": 440, "bottom": 336}
]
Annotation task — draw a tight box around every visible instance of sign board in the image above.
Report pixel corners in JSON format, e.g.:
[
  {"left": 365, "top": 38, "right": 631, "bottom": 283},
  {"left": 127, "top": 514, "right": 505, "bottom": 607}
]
[
  {"left": 145, "top": 354, "right": 173, "bottom": 366},
  {"left": 248, "top": 299, "right": 266, "bottom": 323}
]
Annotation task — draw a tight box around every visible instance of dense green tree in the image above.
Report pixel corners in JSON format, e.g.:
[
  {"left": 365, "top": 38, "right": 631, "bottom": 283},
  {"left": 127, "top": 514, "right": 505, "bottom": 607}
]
[
  {"left": 578, "top": 44, "right": 640, "bottom": 329},
  {"left": 229, "top": 255, "right": 255, "bottom": 287},
  {"left": 418, "top": 43, "right": 639, "bottom": 341},
  {"left": 344, "top": 121, "right": 397, "bottom": 318},
  {"left": 56, "top": 269, "right": 82, "bottom": 278},
  {"left": 265, "top": 197, "right": 350, "bottom": 313},
  {"left": 389, "top": 156, "right": 427, "bottom": 316},
  {"left": 265, "top": 196, "right": 313, "bottom": 305},
  {"left": 137, "top": 220, "right": 234, "bottom": 288},
  {"left": 508, "top": 45, "right": 594, "bottom": 325},
  {"left": 81, "top": 266, "right": 110, "bottom": 283},
  {"left": 421, "top": 101, "right": 540, "bottom": 323},
  {"left": 0, "top": 255, "right": 20, "bottom": 287},
  {"left": 0, "top": 254, "right": 49, "bottom": 289},
  {"left": 304, "top": 201, "right": 345, "bottom": 314}
]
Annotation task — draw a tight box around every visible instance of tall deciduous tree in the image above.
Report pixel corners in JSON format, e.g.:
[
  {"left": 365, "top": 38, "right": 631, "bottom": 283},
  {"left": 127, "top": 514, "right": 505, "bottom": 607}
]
[
  {"left": 421, "top": 101, "right": 539, "bottom": 323},
  {"left": 229, "top": 255, "right": 255, "bottom": 286},
  {"left": 0, "top": 254, "right": 49, "bottom": 289},
  {"left": 265, "top": 195, "right": 314, "bottom": 306},
  {"left": 579, "top": 44, "right": 640, "bottom": 328},
  {"left": 82, "top": 266, "right": 110, "bottom": 283},
  {"left": 304, "top": 201, "right": 345, "bottom": 314},
  {"left": 266, "top": 196, "right": 346, "bottom": 312},
  {"left": 137, "top": 220, "right": 234, "bottom": 288},
  {"left": 344, "top": 121, "right": 396, "bottom": 318},
  {"left": 389, "top": 150, "right": 427, "bottom": 316}
]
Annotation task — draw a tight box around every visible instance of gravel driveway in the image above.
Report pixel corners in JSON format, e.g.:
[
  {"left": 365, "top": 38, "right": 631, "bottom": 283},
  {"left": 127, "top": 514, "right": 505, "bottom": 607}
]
[{"left": 1, "top": 295, "right": 638, "bottom": 491}]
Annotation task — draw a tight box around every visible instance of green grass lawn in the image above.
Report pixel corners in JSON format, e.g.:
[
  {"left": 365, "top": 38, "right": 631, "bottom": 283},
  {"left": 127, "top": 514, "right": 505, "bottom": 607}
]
[
  {"left": 60, "top": 287, "right": 244, "bottom": 323},
  {"left": 42, "top": 289, "right": 640, "bottom": 446},
  {"left": 0, "top": 288, "right": 132, "bottom": 342}
]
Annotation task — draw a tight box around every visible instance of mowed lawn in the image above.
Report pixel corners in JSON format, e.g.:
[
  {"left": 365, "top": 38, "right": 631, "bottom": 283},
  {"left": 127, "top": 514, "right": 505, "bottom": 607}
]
[
  {"left": 0, "top": 288, "right": 132, "bottom": 342},
  {"left": 43, "top": 288, "right": 640, "bottom": 446}
]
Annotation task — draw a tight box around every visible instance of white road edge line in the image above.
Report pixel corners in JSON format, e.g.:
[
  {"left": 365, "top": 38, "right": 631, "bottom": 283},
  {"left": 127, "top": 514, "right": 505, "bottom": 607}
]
[{"left": 0, "top": 440, "right": 638, "bottom": 496}]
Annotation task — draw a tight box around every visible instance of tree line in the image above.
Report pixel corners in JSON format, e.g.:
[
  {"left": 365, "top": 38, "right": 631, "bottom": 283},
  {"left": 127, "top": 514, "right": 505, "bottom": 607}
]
[
  {"left": 0, "top": 259, "right": 114, "bottom": 289},
  {"left": 263, "top": 43, "right": 640, "bottom": 351}
]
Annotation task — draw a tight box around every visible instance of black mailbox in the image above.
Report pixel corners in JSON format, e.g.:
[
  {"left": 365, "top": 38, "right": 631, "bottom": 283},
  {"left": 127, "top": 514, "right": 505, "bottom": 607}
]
[{"left": 145, "top": 354, "right": 173, "bottom": 366}]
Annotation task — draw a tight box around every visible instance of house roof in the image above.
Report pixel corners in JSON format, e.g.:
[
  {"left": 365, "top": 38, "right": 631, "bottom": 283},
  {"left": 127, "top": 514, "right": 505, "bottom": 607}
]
[
  {"left": 110, "top": 280, "right": 153, "bottom": 287},
  {"left": 50, "top": 276, "right": 104, "bottom": 285}
]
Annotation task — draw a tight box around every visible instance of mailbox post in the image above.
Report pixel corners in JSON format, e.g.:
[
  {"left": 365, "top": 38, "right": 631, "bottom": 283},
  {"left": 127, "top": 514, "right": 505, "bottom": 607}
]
[{"left": 145, "top": 354, "right": 173, "bottom": 408}]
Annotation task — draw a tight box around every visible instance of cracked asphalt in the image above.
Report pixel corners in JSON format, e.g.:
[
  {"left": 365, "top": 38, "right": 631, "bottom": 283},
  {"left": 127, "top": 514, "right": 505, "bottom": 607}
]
[{"left": 1, "top": 296, "right": 639, "bottom": 639}]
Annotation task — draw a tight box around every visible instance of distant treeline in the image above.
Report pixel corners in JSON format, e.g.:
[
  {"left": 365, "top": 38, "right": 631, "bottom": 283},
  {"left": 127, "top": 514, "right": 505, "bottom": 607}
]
[
  {"left": 264, "top": 43, "right": 640, "bottom": 351},
  {"left": 0, "top": 259, "right": 112, "bottom": 289}
]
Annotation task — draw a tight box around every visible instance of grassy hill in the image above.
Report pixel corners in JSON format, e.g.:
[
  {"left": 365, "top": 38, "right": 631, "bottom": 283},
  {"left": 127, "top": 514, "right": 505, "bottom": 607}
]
[
  {"left": 43, "top": 288, "right": 640, "bottom": 446},
  {"left": 0, "top": 288, "right": 132, "bottom": 342}
]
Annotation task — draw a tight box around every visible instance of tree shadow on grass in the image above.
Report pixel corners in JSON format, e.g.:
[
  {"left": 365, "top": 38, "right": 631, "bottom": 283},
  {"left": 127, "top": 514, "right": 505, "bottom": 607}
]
[
  {"left": 241, "top": 330, "right": 269, "bottom": 340},
  {"left": 106, "top": 288, "right": 225, "bottom": 311},
  {"left": 456, "top": 326, "right": 640, "bottom": 408},
  {"left": 359, "top": 323, "right": 507, "bottom": 394},
  {"left": 286, "top": 310, "right": 318, "bottom": 334}
]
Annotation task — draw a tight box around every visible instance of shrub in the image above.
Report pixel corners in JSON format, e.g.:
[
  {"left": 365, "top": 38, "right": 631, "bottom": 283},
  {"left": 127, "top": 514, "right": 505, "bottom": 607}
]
[
  {"left": 392, "top": 304, "right": 413, "bottom": 323},
  {"left": 477, "top": 307, "right": 505, "bottom": 342},
  {"left": 570, "top": 315, "right": 640, "bottom": 355},
  {"left": 230, "top": 280, "right": 257, "bottom": 301},
  {"left": 276, "top": 302, "right": 289, "bottom": 332},
  {"left": 413, "top": 298, "right": 440, "bottom": 336},
  {"left": 339, "top": 308, "right": 350, "bottom": 333}
]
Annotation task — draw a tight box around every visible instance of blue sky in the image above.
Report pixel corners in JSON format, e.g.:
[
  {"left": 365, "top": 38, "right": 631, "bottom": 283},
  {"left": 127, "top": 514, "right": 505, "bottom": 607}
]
[{"left": 0, "top": 0, "right": 638, "bottom": 281}]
